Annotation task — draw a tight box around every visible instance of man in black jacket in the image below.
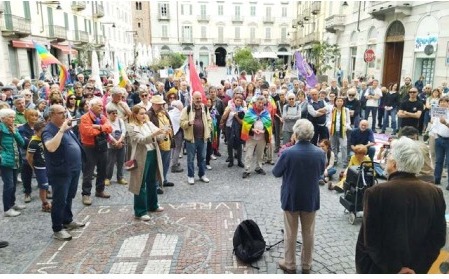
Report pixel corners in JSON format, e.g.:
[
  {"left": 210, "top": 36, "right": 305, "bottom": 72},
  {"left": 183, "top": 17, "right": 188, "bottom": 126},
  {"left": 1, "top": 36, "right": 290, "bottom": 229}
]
[{"left": 356, "top": 137, "right": 446, "bottom": 274}]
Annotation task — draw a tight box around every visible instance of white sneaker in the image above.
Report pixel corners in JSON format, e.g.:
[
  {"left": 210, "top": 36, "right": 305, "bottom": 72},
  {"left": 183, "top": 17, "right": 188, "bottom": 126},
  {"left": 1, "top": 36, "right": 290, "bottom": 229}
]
[
  {"left": 206, "top": 165, "right": 212, "bottom": 170},
  {"left": 13, "top": 204, "right": 26, "bottom": 210},
  {"left": 211, "top": 155, "right": 217, "bottom": 160},
  {"left": 200, "top": 176, "right": 210, "bottom": 183},
  {"left": 188, "top": 177, "right": 195, "bottom": 185},
  {"left": 53, "top": 229, "right": 72, "bottom": 241},
  {"left": 135, "top": 214, "right": 151, "bottom": 221},
  {"left": 4, "top": 208, "right": 21, "bottom": 217},
  {"left": 179, "top": 154, "right": 183, "bottom": 158}
]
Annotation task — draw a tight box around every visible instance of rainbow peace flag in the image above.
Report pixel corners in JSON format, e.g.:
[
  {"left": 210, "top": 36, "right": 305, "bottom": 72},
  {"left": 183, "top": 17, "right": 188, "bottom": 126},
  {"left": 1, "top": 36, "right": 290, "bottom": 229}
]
[
  {"left": 118, "top": 61, "right": 128, "bottom": 88},
  {"left": 33, "top": 41, "right": 69, "bottom": 91},
  {"left": 240, "top": 107, "right": 272, "bottom": 143}
]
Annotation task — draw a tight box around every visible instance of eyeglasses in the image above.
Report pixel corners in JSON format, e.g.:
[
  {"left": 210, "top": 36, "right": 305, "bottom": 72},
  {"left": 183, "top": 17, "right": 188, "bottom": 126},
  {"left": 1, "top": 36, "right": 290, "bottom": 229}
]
[
  {"left": 141, "top": 94, "right": 148, "bottom": 97},
  {"left": 109, "top": 112, "right": 118, "bottom": 115},
  {"left": 75, "top": 87, "right": 82, "bottom": 89},
  {"left": 169, "top": 96, "right": 176, "bottom": 99},
  {"left": 409, "top": 91, "right": 418, "bottom": 93},
  {"left": 69, "top": 97, "right": 76, "bottom": 100},
  {"left": 348, "top": 94, "right": 355, "bottom": 97},
  {"left": 86, "top": 88, "right": 94, "bottom": 90},
  {"left": 288, "top": 98, "right": 295, "bottom": 100}
]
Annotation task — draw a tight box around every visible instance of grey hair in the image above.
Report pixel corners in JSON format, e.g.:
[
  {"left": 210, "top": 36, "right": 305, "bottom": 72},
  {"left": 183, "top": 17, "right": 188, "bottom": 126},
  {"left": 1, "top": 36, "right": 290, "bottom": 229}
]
[
  {"left": 286, "top": 92, "right": 295, "bottom": 99},
  {"left": 390, "top": 137, "right": 424, "bottom": 174},
  {"left": 0, "top": 108, "right": 16, "bottom": 119},
  {"left": 255, "top": 95, "right": 266, "bottom": 103},
  {"left": 347, "top": 88, "right": 357, "bottom": 95},
  {"left": 13, "top": 97, "right": 24, "bottom": 105},
  {"left": 233, "top": 86, "right": 244, "bottom": 94},
  {"left": 110, "top": 86, "right": 122, "bottom": 95},
  {"left": 293, "top": 119, "right": 314, "bottom": 141},
  {"left": 89, "top": 97, "right": 103, "bottom": 107}
]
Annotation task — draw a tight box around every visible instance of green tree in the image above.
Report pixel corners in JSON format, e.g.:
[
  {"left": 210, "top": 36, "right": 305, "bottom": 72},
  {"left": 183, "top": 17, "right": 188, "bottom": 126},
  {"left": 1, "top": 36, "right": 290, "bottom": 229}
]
[
  {"left": 150, "top": 53, "right": 186, "bottom": 71},
  {"left": 310, "top": 42, "right": 340, "bottom": 75},
  {"left": 234, "top": 48, "right": 261, "bottom": 74}
]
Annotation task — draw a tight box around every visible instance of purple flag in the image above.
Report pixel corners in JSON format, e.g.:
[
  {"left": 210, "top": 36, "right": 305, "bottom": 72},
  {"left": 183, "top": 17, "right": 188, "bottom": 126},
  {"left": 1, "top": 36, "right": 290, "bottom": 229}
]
[{"left": 295, "top": 51, "right": 317, "bottom": 87}]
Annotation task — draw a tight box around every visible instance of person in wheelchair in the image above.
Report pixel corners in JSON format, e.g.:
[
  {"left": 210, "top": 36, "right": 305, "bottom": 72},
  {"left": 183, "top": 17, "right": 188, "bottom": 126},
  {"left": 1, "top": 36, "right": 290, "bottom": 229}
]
[{"left": 329, "top": 144, "right": 372, "bottom": 192}]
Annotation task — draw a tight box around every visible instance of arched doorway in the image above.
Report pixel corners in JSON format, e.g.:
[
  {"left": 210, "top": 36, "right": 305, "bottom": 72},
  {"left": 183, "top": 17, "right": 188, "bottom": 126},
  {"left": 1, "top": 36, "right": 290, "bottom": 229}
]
[
  {"left": 215, "top": 47, "right": 227, "bottom": 67},
  {"left": 382, "top": 21, "right": 405, "bottom": 87}
]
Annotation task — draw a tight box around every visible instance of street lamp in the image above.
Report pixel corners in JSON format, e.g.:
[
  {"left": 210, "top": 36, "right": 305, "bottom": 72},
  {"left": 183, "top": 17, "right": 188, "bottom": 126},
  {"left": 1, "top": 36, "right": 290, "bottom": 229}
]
[{"left": 100, "top": 22, "right": 116, "bottom": 28}]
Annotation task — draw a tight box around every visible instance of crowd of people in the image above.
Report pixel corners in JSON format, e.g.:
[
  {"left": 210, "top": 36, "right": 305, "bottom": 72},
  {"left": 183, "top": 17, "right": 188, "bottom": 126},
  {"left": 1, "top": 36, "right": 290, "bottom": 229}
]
[{"left": 0, "top": 67, "right": 447, "bottom": 274}]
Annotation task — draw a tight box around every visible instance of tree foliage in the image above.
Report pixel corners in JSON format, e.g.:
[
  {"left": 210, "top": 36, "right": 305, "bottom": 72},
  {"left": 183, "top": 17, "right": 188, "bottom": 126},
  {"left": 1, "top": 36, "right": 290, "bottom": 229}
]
[
  {"left": 310, "top": 42, "right": 341, "bottom": 75},
  {"left": 150, "top": 52, "right": 186, "bottom": 70},
  {"left": 234, "top": 48, "right": 261, "bottom": 74}
]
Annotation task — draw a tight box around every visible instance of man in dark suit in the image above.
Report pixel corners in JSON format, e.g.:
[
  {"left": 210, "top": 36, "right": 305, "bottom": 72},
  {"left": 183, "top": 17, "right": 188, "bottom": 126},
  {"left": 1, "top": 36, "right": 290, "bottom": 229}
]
[
  {"left": 273, "top": 119, "right": 326, "bottom": 274},
  {"left": 356, "top": 136, "right": 446, "bottom": 274}
]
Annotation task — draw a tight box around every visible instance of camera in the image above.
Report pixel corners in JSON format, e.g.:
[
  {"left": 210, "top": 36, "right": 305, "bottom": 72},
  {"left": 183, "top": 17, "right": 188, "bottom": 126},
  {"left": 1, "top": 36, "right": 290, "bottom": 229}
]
[{"left": 383, "top": 144, "right": 390, "bottom": 149}]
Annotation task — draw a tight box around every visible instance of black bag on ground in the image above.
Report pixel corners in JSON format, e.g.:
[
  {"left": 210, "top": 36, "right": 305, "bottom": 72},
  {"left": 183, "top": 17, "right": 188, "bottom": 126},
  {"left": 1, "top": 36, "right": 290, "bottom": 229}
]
[{"left": 233, "top": 219, "right": 266, "bottom": 268}]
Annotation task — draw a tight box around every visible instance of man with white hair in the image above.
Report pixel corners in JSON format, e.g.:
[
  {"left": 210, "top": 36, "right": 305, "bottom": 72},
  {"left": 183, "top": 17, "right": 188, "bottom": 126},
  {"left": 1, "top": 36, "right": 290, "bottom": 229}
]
[
  {"left": 282, "top": 92, "right": 301, "bottom": 144},
  {"left": 356, "top": 137, "right": 446, "bottom": 274},
  {"left": 79, "top": 97, "right": 113, "bottom": 205},
  {"left": 273, "top": 119, "right": 325, "bottom": 274},
  {"left": 105, "top": 87, "right": 131, "bottom": 120}
]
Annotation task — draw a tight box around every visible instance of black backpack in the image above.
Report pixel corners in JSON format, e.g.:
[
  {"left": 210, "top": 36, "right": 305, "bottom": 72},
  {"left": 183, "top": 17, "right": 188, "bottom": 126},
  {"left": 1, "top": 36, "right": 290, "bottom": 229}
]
[{"left": 233, "top": 219, "right": 266, "bottom": 268}]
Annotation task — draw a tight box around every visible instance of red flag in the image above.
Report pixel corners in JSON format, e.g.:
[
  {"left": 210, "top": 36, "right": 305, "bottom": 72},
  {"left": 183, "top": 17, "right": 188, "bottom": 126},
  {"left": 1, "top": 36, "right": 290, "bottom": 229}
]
[{"left": 189, "top": 55, "right": 207, "bottom": 105}]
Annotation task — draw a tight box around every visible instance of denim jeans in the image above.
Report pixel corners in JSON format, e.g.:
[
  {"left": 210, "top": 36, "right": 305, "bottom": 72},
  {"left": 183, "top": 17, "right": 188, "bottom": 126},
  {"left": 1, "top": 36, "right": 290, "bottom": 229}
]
[
  {"left": 382, "top": 108, "right": 397, "bottom": 133},
  {"left": 1, "top": 167, "right": 18, "bottom": 212},
  {"left": 106, "top": 147, "right": 125, "bottom": 181},
  {"left": 434, "top": 137, "right": 449, "bottom": 184},
  {"left": 48, "top": 169, "right": 80, "bottom": 232},
  {"left": 159, "top": 150, "right": 171, "bottom": 184},
  {"left": 186, "top": 140, "right": 206, "bottom": 178}
]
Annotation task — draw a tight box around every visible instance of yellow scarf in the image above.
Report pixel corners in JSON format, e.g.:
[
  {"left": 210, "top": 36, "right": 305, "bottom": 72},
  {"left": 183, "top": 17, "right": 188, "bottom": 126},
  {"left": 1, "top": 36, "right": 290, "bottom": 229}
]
[{"left": 330, "top": 107, "right": 346, "bottom": 138}]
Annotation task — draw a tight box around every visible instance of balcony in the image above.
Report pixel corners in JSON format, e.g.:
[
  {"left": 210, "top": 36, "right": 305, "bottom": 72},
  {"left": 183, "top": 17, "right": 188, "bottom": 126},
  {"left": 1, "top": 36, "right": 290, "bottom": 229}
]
[
  {"left": 93, "top": 4, "right": 104, "bottom": 18},
  {"left": 304, "top": 31, "right": 320, "bottom": 44},
  {"left": 79, "top": 30, "right": 89, "bottom": 42},
  {"left": 0, "top": 14, "right": 31, "bottom": 38},
  {"left": 158, "top": 14, "right": 170, "bottom": 21},
  {"left": 368, "top": 1, "right": 411, "bottom": 20},
  {"left": 311, "top": 1, "right": 321, "bottom": 15},
  {"left": 245, "top": 38, "right": 261, "bottom": 46},
  {"left": 95, "top": 35, "right": 105, "bottom": 46},
  {"left": 263, "top": 17, "right": 274, "bottom": 24},
  {"left": 232, "top": 16, "right": 244, "bottom": 23},
  {"left": 277, "top": 37, "right": 290, "bottom": 46},
  {"left": 214, "top": 38, "right": 228, "bottom": 45},
  {"left": 325, "top": 14, "right": 345, "bottom": 33},
  {"left": 47, "top": 25, "right": 67, "bottom": 41},
  {"left": 180, "top": 37, "right": 194, "bottom": 45},
  {"left": 197, "top": 15, "right": 210, "bottom": 23},
  {"left": 71, "top": 1, "right": 86, "bottom": 11}
]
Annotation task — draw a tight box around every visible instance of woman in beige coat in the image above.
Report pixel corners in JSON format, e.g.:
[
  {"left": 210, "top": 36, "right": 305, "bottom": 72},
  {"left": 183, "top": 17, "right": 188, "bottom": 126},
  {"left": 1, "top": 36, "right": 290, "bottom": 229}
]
[{"left": 127, "top": 105, "right": 166, "bottom": 221}]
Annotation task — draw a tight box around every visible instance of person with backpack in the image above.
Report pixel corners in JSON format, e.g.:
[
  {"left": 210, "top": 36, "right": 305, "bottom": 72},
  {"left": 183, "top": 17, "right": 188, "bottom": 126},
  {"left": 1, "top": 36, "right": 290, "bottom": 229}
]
[
  {"left": 282, "top": 92, "right": 301, "bottom": 145},
  {"left": 272, "top": 119, "right": 325, "bottom": 274}
]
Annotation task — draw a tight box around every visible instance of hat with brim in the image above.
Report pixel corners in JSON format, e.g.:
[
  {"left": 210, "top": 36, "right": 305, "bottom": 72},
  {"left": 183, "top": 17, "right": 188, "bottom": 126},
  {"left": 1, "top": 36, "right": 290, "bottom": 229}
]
[
  {"left": 1, "top": 86, "right": 14, "bottom": 91},
  {"left": 151, "top": 95, "right": 166, "bottom": 105},
  {"left": 166, "top": 88, "right": 178, "bottom": 99}
]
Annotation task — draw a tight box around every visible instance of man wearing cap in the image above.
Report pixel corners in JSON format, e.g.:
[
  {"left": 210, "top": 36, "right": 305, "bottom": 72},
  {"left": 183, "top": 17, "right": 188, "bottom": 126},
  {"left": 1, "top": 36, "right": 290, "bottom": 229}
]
[
  {"left": 147, "top": 95, "right": 175, "bottom": 194},
  {"left": 1, "top": 86, "right": 15, "bottom": 108}
]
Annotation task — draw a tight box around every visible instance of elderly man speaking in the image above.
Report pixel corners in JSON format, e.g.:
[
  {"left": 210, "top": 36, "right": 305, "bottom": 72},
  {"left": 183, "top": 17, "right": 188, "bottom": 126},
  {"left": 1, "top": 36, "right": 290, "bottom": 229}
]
[{"left": 272, "top": 119, "right": 326, "bottom": 274}]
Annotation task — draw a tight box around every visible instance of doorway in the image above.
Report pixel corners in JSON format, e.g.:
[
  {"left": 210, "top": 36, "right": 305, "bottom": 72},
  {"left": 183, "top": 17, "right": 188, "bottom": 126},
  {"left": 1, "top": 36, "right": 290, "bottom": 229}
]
[
  {"left": 382, "top": 21, "right": 405, "bottom": 87},
  {"left": 215, "top": 47, "right": 227, "bottom": 67}
]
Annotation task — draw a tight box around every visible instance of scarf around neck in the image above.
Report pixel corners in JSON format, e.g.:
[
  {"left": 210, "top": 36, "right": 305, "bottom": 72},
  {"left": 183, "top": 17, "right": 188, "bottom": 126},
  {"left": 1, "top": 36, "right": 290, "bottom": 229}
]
[{"left": 330, "top": 107, "right": 346, "bottom": 138}]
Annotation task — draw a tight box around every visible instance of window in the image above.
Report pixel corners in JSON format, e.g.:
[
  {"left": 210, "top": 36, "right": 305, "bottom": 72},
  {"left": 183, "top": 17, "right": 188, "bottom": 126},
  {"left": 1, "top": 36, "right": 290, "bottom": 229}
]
[
  {"left": 265, "top": 6, "right": 271, "bottom": 18},
  {"left": 182, "top": 26, "right": 192, "bottom": 40},
  {"left": 162, "top": 25, "right": 168, "bottom": 38},
  {"left": 138, "top": 22, "right": 141, "bottom": 28},
  {"left": 200, "top": 4, "right": 206, "bottom": 16},
  {"left": 135, "top": 2, "right": 142, "bottom": 10},
  {"left": 282, "top": 6, "right": 287, "bottom": 17},
  {"left": 421, "top": 59, "right": 435, "bottom": 86},
  {"left": 73, "top": 15, "right": 78, "bottom": 31},
  {"left": 350, "top": 47, "right": 357, "bottom": 80},
  {"left": 235, "top": 27, "right": 240, "bottom": 39},
  {"left": 218, "top": 5, "right": 223, "bottom": 15},
  {"left": 218, "top": 26, "right": 224, "bottom": 41},
  {"left": 265, "top": 27, "right": 271, "bottom": 39},
  {"left": 160, "top": 3, "right": 169, "bottom": 17},
  {"left": 84, "top": 18, "right": 88, "bottom": 32},
  {"left": 281, "top": 27, "right": 287, "bottom": 40},
  {"left": 23, "top": 1, "right": 30, "bottom": 20},
  {"left": 201, "top": 26, "right": 206, "bottom": 38},
  {"left": 250, "top": 6, "right": 256, "bottom": 16},
  {"left": 88, "top": 20, "right": 91, "bottom": 34},
  {"left": 181, "top": 4, "right": 191, "bottom": 15},
  {"left": 250, "top": 27, "right": 255, "bottom": 39},
  {"left": 64, "top": 12, "right": 69, "bottom": 30},
  {"left": 235, "top": 5, "right": 240, "bottom": 16}
]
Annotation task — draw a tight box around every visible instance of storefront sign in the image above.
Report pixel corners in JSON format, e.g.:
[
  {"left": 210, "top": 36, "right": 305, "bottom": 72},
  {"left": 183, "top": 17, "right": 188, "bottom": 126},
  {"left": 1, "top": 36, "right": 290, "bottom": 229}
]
[
  {"left": 415, "top": 35, "right": 438, "bottom": 52},
  {"left": 364, "top": 49, "right": 375, "bottom": 63}
]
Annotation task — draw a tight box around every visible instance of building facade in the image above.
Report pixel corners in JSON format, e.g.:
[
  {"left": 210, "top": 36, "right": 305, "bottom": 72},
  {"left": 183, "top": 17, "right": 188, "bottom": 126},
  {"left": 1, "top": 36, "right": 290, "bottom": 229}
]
[
  {"left": 321, "top": 1, "right": 449, "bottom": 88},
  {"left": 149, "top": 0, "right": 296, "bottom": 68},
  {"left": 0, "top": 1, "right": 134, "bottom": 83}
]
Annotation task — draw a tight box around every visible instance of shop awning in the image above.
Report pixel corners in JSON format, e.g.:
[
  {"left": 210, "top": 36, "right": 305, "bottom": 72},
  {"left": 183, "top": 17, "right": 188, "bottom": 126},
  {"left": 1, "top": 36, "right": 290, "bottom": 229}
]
[
  {"left": 253, "top": 51, "right": 278, "bottom": 59},
  {"left": 51, "top": 44, "right": 78, "bottom": 55},
  {"left": 11, "top": 40, "right": 34, "bottom": 48}
]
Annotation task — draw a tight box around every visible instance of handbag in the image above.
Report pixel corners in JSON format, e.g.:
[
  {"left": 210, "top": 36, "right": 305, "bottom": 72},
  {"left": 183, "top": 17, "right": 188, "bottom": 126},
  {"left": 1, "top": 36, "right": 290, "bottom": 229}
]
[
  {"left": 125, "top": 140, "right": 138, "bottom": 171},
  {"left": 94, "top": 132, "right": 108, "bottom": 152}
]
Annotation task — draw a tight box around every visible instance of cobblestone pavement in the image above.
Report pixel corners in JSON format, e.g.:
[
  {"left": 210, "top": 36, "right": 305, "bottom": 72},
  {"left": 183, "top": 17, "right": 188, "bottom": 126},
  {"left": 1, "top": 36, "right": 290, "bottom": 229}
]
[{"left": 1, "top": 68, "right": 448, "bottom": 274}]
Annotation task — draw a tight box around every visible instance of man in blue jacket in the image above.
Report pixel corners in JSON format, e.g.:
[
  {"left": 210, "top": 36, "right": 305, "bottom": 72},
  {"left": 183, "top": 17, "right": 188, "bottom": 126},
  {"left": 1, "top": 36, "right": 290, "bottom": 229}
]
[{"left": 273, "top": 119, "right": 326, "bottom": 274}]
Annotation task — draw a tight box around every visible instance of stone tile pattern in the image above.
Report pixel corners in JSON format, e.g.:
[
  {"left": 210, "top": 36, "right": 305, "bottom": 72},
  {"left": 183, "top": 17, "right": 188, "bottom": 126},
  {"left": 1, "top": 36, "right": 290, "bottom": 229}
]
[{"left": 24, "top": 203, "right": 255, "bottom": 274}]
